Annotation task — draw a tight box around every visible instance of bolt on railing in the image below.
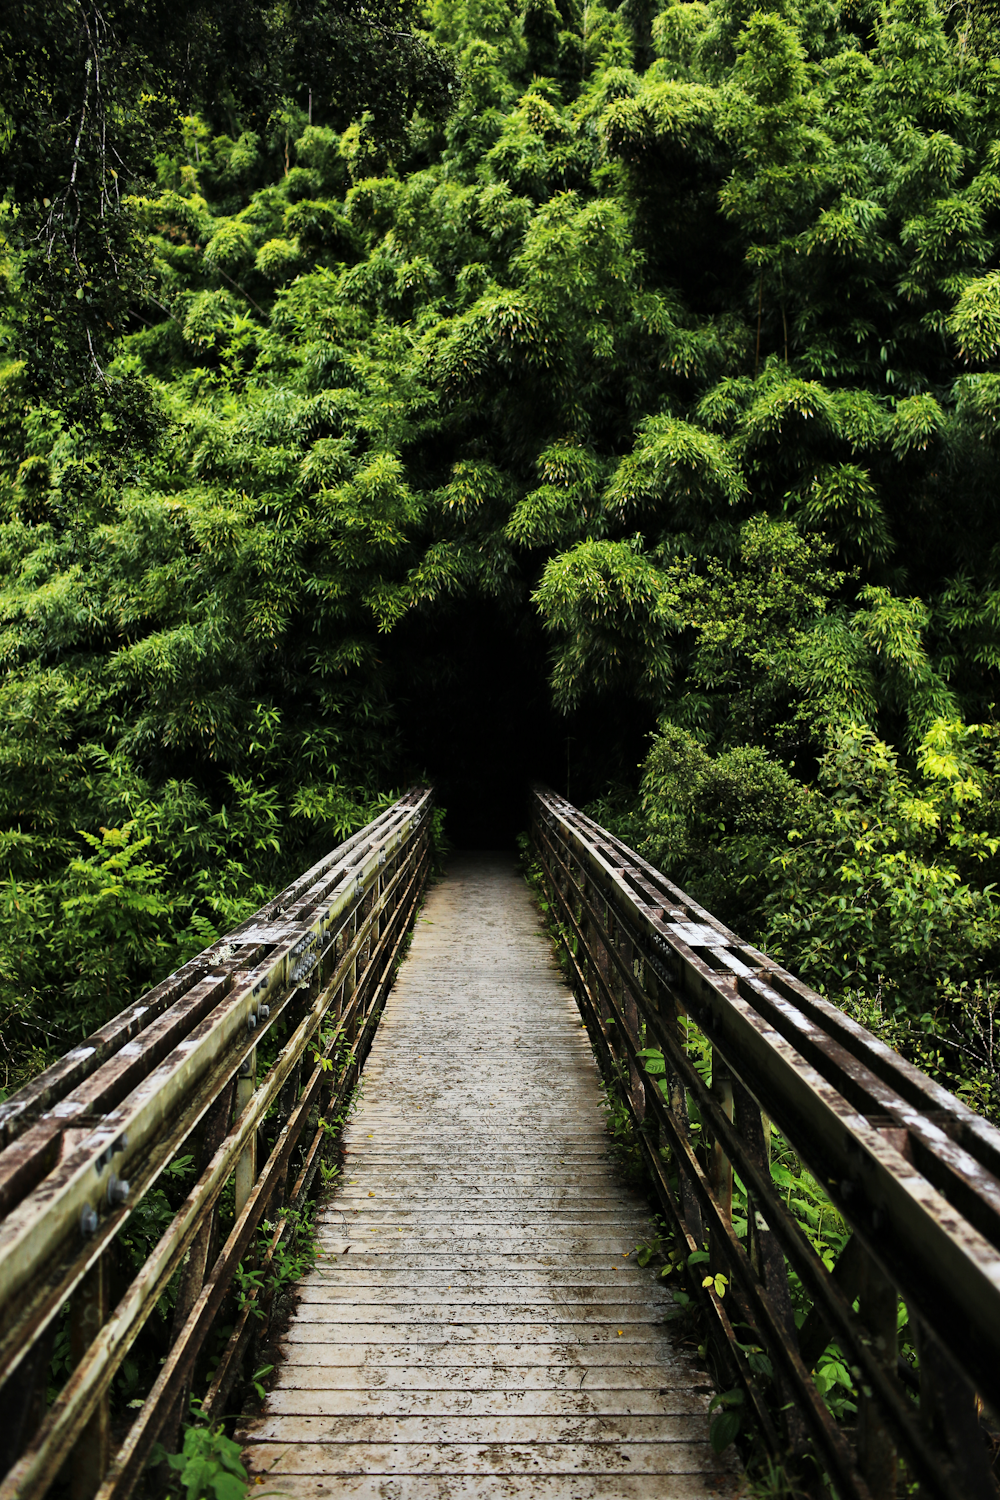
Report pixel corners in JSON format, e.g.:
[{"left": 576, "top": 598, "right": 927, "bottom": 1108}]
[
  {"left": 0, "top": 788, "right": 432, "bottom": 1500},
  {"left": 532, "top": 787, "right": 1000, "bottom": 1500}
]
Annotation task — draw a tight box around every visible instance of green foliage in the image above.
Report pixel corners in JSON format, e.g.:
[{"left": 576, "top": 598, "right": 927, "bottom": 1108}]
[
  {"left": 119, "top": 1153, "right": 196, "bottom": 1279},
  {"left": 598, "top": 715, "right": 1000, "bottom": 1115},
  {"left": 6, "top": 0, "right": 1000, "bottom": 1118},
  {"left": 764, "top": 721, "right": 1000, "bottom": 1110},
  {"left": 160, "top": 1422, "right": 248, "bottom": 1500},
  {"left": 0, "top": 0, "right": 455, "bottom": 394},
  {"left": 708, "top": 1389, "right": 743, "bottom": 1454},
  {"left": 534, "top": 540, "right": 675, "bottom": 710},
  {"left": 628, "top": 724, "right": 808, "bottom": 929}
]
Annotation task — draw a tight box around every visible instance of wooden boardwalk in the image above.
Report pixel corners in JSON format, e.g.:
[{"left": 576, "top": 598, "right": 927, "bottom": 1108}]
[{"left": 240, "top": 853, "right": 743, "bottom": 1499}]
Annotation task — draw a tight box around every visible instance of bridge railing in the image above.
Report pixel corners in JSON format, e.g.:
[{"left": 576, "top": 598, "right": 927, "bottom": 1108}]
[
  {"left": 0, "top": 788, "right": 432, "bottom": 1500},
  {"left": 532, "top": 788, "right": 1000, "bottom": 1500}
]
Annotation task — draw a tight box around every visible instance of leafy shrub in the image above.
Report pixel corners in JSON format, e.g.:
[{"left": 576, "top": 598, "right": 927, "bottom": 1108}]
[
  {"left": 159, "top": 1424, "right": 248, "bottom": 1500},
  {"left": 203, "top": 221, "right": 254, "bottom": 273},
  {"left": 255, "top": 238, "right": 306, "bottom": 281}
]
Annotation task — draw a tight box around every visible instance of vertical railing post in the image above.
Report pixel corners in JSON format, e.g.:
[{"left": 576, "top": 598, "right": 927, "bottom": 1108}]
[
  {"left": 659, "top": 979, "right": 703, "bottom": 1244},
  {"left": 709, "top": 1050, "right": 734, "bottom": 1225},
  {"left": 359, "top": 879, "right": 376, "bottom": 1042},
  {"left": 557, "top": 845, "right": 570, "bottom": 909},
  {"left": 705, "top": 1050, "right": 736, "bottom": 1389},
  {"left": 619, "top": 925, "right": 645, "bottom": 1122},
  {"left": 345, "top": 904, "right": 359, "bottom": 1048},
  {"left": 235, "top": 1047, "right": 257, "bottom": 1218},
  {"left": 732, "top": 1077, "right": 809, "bottom": 1459},
  {"left": 0, "top": 1326, "right": 56, "bottom": 1479},
  {"left": 69, "top": 1253, "right": 110, "bottom": 1500},
  {"left": 332, "top": 928, "right": 347, "bottom": 1026},
  {"left": 161, "top": 1078, "right": 238, "bottom": 1455},
  {"left": 588, "top": 881, "right": 626, "bottom": 1096},
  {"left": 915, "top": 1319, "right": 996, "bottom": 1500},
  {"left": 856, "top": 1248, "right": 898, "bottom": 1500},
  {"left": 640, "top": 958, "right": 668, "bottom": 1162},
  {"left": 275, "top": 1061, "right": 303, "bottom": 1205},
  {"left": 582, "top": 875, "right": 599, "bottom": 998},
  {"left": 592, "top": 886, "right": 612, "bottom": 1015},
  {"left": 356, "top": 887, "right": 370, "bottom": 1026}
]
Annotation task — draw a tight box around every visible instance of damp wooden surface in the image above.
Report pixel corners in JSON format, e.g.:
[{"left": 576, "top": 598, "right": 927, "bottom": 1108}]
[{"left": 239, "top": 852, "right": 744, "bottom": 1499}]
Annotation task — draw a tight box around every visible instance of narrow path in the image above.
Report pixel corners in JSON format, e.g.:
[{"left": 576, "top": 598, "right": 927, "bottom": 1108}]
[{"left": 240, "top": 853, "right": 742, "bottom": 1498}]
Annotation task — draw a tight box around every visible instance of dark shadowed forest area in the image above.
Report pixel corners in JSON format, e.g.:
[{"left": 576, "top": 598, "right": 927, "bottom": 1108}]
[{"left": 4, "top": 0, "right": 1000, "bottom": 1121}]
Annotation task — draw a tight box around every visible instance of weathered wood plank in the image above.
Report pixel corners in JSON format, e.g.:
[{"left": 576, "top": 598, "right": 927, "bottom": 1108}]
[
  {"left": 292, "top": 1293, "right": 673, "bottom": 1312},
  {"left": 262, "top": 1389, "right": 712, "bottom": 1416},
  {"left": 288, "top": 1308, "right": 673, "bottom": 1326},
  {"left": 243, "top": 1438, "right": 732, "bottom": 1475},
  {"left": 246, "top": 1475, "right": 743, "bottom": 1499},
  {"left": 269, "top": 1365, "right": 705, "bottom": 1392},
  {"left": 280, "top": 1323, "right": 680, "bottom": 1344},
  {"left": 305, "top": 1254, "right": 673, "bottom": 1268},
  {"left": 273, "top": 1342, "right": 707, "bottom": 1368},
  {"left": 246, "top": 1415, "right": 717, "bottom": 1443},
  {"left": 299, "top": 1277, "right": 663, "bottom": 1291}
]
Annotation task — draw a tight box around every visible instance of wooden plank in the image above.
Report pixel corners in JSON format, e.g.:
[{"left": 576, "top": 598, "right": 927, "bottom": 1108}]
[
  {"left": 241, "top": 853, "right": 743, "bottom": 1495},
  {"left": 262, "top": 1390, "right": 712, "bottom": 1416},
  {"left": 299, "top": 1284, "right": 669, "bottom": 1298},
  {"left": 293, "top": 1290, "right": 673, "bottom": 1308},
  {"left": 336, "top": 1169, "right": 641, "bottom": 1179},
  {"left": 242, "top": 1476, "right": 742, "bottom": 1499},
  {"left": 274, "top": 1342, "right": 705, "bottom": 1368},
  {"left": 288, "top": 1304, "right": 674, "bottom": 1323},
  {"left": 313, "top": 1238, "right": 658, "bottom": 1254},
  {"left": 279, "top": 1330, "right": 682, "bottom": 1350},
  {"left": 243, "top": 1439, "right": 733, "bottom": 1475},
  {"left": 243, "top": 1414, "right": 719, "bottom": 1442},
  {"left": 304, "top": 1265, "right": 653, "bottom": 1278},
  {"left": 300, "top": 1255, "right": 669, "bottom": 1269},
  {"left": 318, "top": 1214, "right": 650, "bottom": 1227},
  {"left": 269, "top": 1366, "right": 704, "bottom": 1393}
]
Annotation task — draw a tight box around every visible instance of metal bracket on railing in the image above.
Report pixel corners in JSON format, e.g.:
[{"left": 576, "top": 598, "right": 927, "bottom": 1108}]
[
  {"left": 106, "top": 1174, "right": 130, "bottom": 1208},
  {"left": 291, "top": 953, "right": 318, "bottom": 985}
]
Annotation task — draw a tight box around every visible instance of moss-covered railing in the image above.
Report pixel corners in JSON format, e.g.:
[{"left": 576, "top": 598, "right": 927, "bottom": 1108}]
[
  {"left": 533, "top": 786, "right": 1000, "bottom": 1500},
  {"left": 0, "top": 789, "right": 431, "bottom": 1500}
]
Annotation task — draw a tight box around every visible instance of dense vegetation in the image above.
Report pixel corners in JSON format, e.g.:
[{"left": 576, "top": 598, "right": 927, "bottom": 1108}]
[{"left": 3, "top": 0, "right": 1000, "bottom": 1113}]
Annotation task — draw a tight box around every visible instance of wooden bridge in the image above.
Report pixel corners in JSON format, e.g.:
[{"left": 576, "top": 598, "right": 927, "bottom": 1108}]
[
  {"left": 1, "top": 790, "right": 1000, "bottom": 1500},
  {"left": 238, "top": 852, "right": 738, "bottom": 1496}
]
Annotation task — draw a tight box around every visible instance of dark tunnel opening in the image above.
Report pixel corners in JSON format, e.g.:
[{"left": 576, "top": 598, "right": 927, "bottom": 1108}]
[{"left": 394, "top": 599, "right": 653, "bottom": 848}]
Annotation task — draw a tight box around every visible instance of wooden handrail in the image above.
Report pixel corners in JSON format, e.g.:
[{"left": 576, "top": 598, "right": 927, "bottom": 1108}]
[
  {"left": 0, "top": 789, "right": 432, "bottom": 1500},
  {"left": 532, "top": 787, "right": 1000, "bottom": 1500}
]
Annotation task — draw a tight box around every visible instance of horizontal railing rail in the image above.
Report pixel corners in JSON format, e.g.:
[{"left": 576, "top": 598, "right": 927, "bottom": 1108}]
[
  {"left": 0, "top": 788, "right": 433, "bottom": 1500},
  {"left": 532, "top": 787, "right": 1000, "bottom": 1500}
]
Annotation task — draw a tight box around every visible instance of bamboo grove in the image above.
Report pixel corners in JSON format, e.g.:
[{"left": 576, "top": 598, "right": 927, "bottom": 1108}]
[{"left": 2, "top": 0, "right": 1000, "bottom": 1119}]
